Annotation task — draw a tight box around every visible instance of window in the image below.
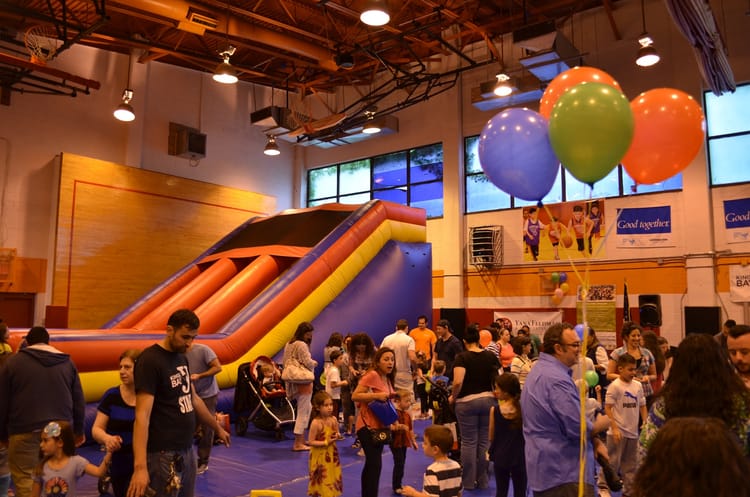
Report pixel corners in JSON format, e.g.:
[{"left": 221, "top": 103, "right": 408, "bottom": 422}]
[
  {"left": 464, "top": 134, "right": 682, "bottom": 214},
  {"left": 307, "top": 143, "right": 443, "bottom": 218},
  {"left": 705, "top": 83, "right": 750, "bottom": 185}
]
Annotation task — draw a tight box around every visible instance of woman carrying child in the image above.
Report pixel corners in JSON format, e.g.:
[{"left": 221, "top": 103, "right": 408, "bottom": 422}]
[
  {"left": 489, "top": 374, "right": 527, "bottom": 497},
  {"left": 32, "top": 421, "right": 112, "bottom": 497},
  {"left": 307, "top": 391, "right": 342, "bottom": 497}
]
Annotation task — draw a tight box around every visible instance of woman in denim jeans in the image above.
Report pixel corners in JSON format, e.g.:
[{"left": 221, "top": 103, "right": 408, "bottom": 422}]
[{"left": 450, "top": 324, "right": 502, "bottom": 490}]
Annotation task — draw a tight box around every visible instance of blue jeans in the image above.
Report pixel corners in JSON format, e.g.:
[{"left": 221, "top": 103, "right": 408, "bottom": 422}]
[
  {"left": 146, "top": 449, "right": 196, "bottom": 497},
  {"left": 454, "top": 395, "right": 495, "bottom": 490}
]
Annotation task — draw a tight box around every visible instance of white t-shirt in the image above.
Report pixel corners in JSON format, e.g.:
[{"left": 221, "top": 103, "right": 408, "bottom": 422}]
[
  {"left": 605, "top": 377, "right": 645, "bottom": 439},
  {"left": 381, "top": 330, "right": 416, "bottom": 390},
  {"left": 325, "top": 364, "right": 342, "bottom": 400}
]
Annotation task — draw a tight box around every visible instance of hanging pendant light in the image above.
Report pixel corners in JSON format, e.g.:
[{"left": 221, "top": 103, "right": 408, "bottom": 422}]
[
  {"left": 213, "top": 46, "right": 238, "bottom": 84},
  {"left": 360, "top": 0, "right": 390, "bottom": 26},
  {"left": 114, "top": 53, "right": 135, "bottom": 122},
  {"left": 263, "top": 135, "right": 280, "bottom": 156},
  {"left": 635, "top": 0, "right": 660, "bottom": 67}
]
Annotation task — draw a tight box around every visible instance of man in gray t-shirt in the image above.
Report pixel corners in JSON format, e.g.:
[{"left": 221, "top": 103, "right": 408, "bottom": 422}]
[{"left": 185, "top": 342, "right": 222, "bottom": 474}]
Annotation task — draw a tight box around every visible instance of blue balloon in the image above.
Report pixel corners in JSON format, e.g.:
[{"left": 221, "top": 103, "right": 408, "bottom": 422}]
[
  {"left": 574, "top": 324, "right": 585, "bottom": 340},
  {"left": 559, "top": 271, "right": 568, "bottom": 283},
  {"left": 478, "top": 108, "right": 560, "bottom": 201}
]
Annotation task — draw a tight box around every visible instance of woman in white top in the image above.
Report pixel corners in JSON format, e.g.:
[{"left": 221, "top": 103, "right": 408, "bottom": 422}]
[{"left": 509, "top": 335, "right": 534, "bottom": 388}]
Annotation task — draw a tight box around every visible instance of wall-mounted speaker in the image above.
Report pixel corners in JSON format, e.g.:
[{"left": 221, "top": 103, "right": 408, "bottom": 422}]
[
  {"left": 684, "top": 306, "right": 722, "bottom": 335},
  {"left": 638, "top": 294, "right": 662, "bottom": 327}
]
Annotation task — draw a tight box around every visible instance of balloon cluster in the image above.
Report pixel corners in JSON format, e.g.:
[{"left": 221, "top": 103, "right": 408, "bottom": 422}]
[
  {"left": 572, "top": 323, "right": 599, "bottom": 387},
  {"left": 550, "top": 271, "right": 569, "bottom": 305},
  {"left": 478, "top": 67, "right": 705, "bottom": 200}
]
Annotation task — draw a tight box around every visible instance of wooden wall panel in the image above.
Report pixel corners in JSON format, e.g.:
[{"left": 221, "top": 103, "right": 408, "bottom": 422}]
[{"left": 54, "top": 153, "right": 276, "bottom": 329}]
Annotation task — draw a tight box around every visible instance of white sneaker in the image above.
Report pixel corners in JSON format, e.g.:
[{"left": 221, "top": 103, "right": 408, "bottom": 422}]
[{"left": 196, "top": 464, "right": 208, "bottom": 475}]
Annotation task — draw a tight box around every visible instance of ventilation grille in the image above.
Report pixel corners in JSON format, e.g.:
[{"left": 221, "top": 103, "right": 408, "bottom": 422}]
[{"left": 468, "top": 226, "right": 503, "bottom": 270}]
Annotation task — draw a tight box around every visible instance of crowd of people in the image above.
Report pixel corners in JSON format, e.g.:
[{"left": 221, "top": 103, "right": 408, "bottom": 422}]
[{"left": 3, "top": 313, "right": 750, "bottom": 497}]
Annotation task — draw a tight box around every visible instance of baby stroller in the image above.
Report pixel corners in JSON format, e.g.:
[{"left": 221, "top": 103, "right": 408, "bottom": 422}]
[
  {"left": 234, "top": 356, "right": 295, "bottom": 440},
  {"left": 425, "top": 376, "right": 460, "bottom": 459}
]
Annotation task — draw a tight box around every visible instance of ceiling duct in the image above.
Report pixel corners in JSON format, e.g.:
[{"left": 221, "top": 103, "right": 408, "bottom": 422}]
[
  {"left": 250, "top": 106, "right": 303, "bottom": 135},
  {"left": 513, "top": 23, "right": 581, "bottom": 82},
  {"left": 117, "top": 0, "right": 337, "bottom": 71}
]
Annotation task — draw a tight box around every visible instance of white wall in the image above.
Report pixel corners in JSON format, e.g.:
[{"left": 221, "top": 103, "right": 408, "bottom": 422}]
[{"left": 0, "top": 45, "right": 294, "bottom": 260}]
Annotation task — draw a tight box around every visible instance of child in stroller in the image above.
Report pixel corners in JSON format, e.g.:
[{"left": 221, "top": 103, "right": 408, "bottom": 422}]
[{"left": 259, "top": 363, "right": 284, "bottom": 396}]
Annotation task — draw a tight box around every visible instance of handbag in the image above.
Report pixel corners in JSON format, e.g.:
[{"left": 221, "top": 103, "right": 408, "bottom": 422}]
[
  {"left": 281, "top": 358, "right": 314, "bottom": 384},
  {"left": 368, "top": 427, "right": 392, "bottom": 447},
  {"left": 367, "top": 399, "right": 398, "bottom": 425}
]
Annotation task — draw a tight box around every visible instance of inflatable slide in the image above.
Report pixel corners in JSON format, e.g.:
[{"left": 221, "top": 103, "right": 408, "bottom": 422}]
[{"left": 9, "top": 201, "right": 431, "bottom": 401}]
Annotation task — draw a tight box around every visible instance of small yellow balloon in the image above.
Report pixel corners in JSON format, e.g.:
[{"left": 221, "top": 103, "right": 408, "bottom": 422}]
[{"left": 560, "top": 282, "right": 570, "bottom": 293}]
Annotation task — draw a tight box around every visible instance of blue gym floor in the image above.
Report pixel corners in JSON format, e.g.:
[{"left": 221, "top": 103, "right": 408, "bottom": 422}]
[{"left": 75, "top": 418, "right": 502, "bottom": 497}]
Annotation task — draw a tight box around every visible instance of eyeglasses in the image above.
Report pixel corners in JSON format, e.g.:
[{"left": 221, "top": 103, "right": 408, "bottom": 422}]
[{"left": 560, "top": 341, "right": 581, "bottom": 349}]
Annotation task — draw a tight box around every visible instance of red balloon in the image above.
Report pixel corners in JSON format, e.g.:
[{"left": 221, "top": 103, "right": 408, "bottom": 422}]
[
  {"left": 479, "top": 329, "right": 492, "bottom": 348},
  {"left": 621, "top": 88, "right": 705, "bottom": 185},
  {"left": 539, "top": 66, "right": 621, "bottom": 119}
]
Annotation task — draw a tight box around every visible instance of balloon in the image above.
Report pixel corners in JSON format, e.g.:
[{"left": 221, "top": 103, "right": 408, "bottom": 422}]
[
  {"left": 550, "top": 272, "right": 560, "bottom": 283},
  {"left": 561, "top": 233, "right": 573, "bottom": 248},
  {"left": 478, "top": 108, "right": 560, "bottom": 201},
  {"left": 584, "top": 370, "right": 599, "bottom": 387},
  {"left": 622, "top": 88, "right": 705, "bottom": 185},
  {"left": 549, "top": 82, "right": 634, "bottom": 185},
  {"left": 479, "top": 329, "right": 492, "bottom": 348},
  {"left": 539, "top": 66, "right": 621, "bottom": 119},
  {"left": 551, "top": 294, "right": 562, "bottom": 305},
  {"left": 560, "top": 282, "right": 570, "bottom": 293},
  {"left": 554, "top": 288, "right": 564, "bottom": 299},
  {"left": 559, "top": 271, "right": 568, "bottom": 283},
  {"left": 574, "top": 324, "right": 585, "bottom": 340}
]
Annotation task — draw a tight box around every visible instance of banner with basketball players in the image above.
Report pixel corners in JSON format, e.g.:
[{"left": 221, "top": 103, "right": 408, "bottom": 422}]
[
  {"left": 522, "top": 199, "right": 606, "bottom": 262},
  {"left": 615, "top": 206, "right": 674, "bottom": 247}
]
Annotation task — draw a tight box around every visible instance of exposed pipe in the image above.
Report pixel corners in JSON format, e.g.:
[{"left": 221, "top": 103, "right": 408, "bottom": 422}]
[{"left": 115, "top": 0, "right": 338, "bottom": 72}]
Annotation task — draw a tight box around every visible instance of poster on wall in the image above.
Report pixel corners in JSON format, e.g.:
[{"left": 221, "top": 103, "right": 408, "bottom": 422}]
[
  {"left": 616, "top": 206, "right": 674, "bottom": 248},
  {"left": 724, "top": 198, "right": 750, "bottom": 244},
  {"left": 493, "top": 310, "right": 563, "bottom": 338},
  {"left": 729, "top": 265, "right": 750, "bottom": 302},
  {"left": 522, "top": 199, "right": 606, "bottom": 262},
  {"left": 576, "top": 284, "right": 617, "bottom": 349}
]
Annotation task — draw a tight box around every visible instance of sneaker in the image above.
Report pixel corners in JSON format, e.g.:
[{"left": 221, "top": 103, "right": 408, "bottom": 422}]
[
  {"left": 196, "top": 464, "right": 208, "bottom": 475},
  {"left": 394, "top": 488, "right": 403, "bottom": 495},
  {"left": 357, "top": 448, "right": 365, "bottom": 457},
  {"left": 595, "top": 453, "right": 623, "bottom": 492}
]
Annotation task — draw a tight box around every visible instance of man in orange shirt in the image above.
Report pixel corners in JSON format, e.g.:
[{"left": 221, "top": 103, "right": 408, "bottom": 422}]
[{"left": 409, "top": 315, "right": 437, "bottom": 419}]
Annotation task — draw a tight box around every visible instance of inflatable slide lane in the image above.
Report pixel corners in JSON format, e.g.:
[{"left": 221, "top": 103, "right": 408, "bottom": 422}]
[{"left": 11, "top": 201, "right": 431, "bottom": 401}]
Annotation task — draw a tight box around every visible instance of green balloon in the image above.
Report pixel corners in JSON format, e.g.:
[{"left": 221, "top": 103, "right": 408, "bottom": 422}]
[
  {"left": 584, "top": 370, "right": 599, "bottom": 388},
  {"left": 548, "top": 82, "right": 634, "bottom": 185}
]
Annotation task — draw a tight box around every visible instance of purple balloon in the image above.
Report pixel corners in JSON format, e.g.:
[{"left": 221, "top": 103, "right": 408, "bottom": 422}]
[
  {"left": 478, "top": 108, "right": 560, "bottom": 201},
  {"left": 574, "top": 324, "right": 585, "bottom": 340},
  {"left": 559, "top": 271, "right": 568, "bottom": 283}
]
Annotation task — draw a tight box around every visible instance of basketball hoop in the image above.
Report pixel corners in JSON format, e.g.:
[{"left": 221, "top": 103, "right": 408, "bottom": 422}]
[{"left": 24, "top": 25, "right": 60, "bottom": 65}]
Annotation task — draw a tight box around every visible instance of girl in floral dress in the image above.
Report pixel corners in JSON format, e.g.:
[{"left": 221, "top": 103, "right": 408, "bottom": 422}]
[{"left": 308, "top": 391, "right": 342, "bottom": 497}]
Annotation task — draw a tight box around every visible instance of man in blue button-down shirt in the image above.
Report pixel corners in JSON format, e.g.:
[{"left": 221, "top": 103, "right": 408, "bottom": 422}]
[{"left": 521, "top": 322, "right": 608, "bottom": 497}]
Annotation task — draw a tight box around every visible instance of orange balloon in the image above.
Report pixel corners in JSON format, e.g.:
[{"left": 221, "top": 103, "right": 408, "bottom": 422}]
[
  {"left": 539, "top": 66, "right": 621, "bottom": 119},
  {"left": 479, "top": 329, "right": 492, "bottom": 348},
  {"left": 621, "top": 88, "right": 705, "bottom": 185}
]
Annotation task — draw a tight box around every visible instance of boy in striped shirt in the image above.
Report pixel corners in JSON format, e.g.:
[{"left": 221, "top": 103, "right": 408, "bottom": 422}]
[{"left": 402, "top": 425, "right": 462, "bottom": 497}]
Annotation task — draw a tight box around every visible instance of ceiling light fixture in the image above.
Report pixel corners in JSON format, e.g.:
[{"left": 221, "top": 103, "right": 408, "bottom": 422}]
[
  {"left": 114, "top": 53, "right": 135, "bottom": 122},
  {"left": 362, "top": 107, "right": 381, "bottom": 134},
  {"left": 360, "top": 0, "right": 390, "bottom": 26},
  {"left": 493, "top": 73, "right": 514, "bottom": 97},
  {"left": 263, "top": 135, "right": 280, "bottom": 156},
  {"left": 213, "top": 46, "right": 238, "bottom": 84},
  {"left": 635, "top": 0, "right": 660, "bottom": 67}
]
